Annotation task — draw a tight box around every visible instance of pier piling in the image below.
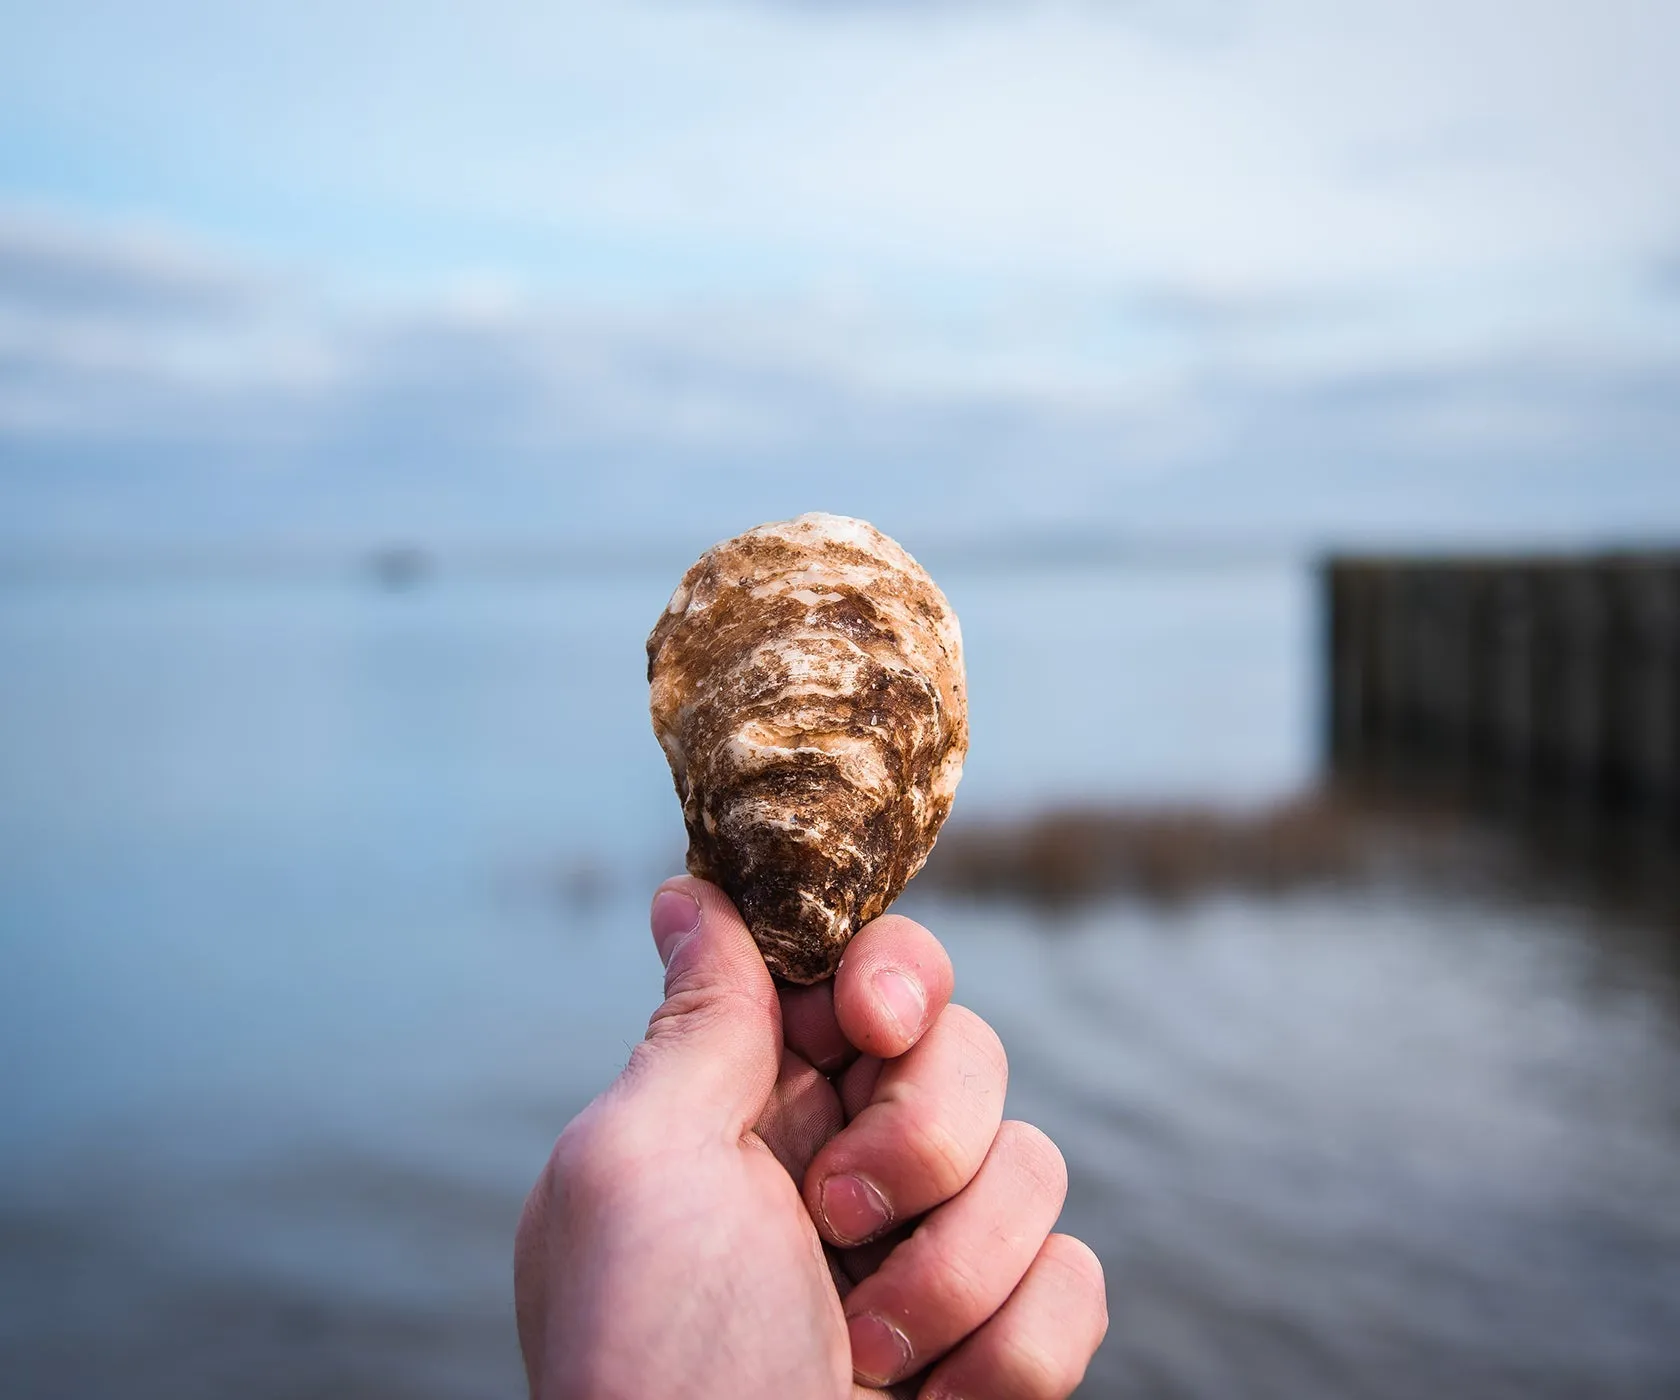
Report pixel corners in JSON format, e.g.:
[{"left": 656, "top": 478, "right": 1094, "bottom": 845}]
[{"left": 1324, "top": 554, "right": 1678, "bottom": 841}]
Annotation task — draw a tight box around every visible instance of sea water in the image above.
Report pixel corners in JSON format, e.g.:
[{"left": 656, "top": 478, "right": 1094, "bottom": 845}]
[{"left": 2, "top": 562, "right": 1676, "bottom": 1399}]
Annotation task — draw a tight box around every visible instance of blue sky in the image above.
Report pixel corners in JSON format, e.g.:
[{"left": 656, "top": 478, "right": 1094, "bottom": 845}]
[{"left": 1, "top": 0, "right": 1677, "bottom": 551}]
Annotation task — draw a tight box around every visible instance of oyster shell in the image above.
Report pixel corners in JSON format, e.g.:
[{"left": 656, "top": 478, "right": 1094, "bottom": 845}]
[{"left": 647, "top": 513, "right": 967, "bottom": 983}]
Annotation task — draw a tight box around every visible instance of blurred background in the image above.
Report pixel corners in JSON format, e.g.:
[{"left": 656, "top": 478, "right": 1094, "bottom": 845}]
[{"left": 2, "top": 2, "right": 1678, "bottom": 1397}]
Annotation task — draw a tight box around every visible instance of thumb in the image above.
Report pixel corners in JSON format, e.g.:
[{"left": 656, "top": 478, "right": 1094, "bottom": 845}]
[{"left": 622, "top": 875, "right": 782, "bottom": 1137}]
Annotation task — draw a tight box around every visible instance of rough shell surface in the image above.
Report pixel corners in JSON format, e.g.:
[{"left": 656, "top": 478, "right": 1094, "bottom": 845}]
[{"left": 647, "top": 513, "right": 967, "bottom": 983}]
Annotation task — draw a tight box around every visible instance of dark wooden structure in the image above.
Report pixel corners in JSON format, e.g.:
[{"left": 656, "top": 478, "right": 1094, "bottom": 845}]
[{"left": 1324, "top": 554, "right": 1679, "bottom": 842}]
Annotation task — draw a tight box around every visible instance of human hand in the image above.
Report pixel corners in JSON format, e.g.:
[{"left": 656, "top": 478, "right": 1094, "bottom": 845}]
[{"left": 514, "top": 876, "right": 1107, "bottom": 1399}]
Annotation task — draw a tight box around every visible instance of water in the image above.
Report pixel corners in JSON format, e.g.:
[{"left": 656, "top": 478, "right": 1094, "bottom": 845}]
[{"left": 2, "top": 563, "right": 1677, "bottom": 1399}]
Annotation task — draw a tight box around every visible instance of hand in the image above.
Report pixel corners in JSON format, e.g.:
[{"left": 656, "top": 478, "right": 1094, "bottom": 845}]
[{"left": 514, "top": 876, "right": 1107, "bottom": 1399}]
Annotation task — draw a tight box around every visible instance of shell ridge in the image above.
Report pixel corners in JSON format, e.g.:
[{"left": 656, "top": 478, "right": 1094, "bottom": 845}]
[{"left": 648, "top": 514, "right": 967, "bottom": 983}]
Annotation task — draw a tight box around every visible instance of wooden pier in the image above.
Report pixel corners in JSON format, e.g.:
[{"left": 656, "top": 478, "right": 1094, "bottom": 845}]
[{"left": 1324, "top": 554, "right": 1679, "bottom": 844}]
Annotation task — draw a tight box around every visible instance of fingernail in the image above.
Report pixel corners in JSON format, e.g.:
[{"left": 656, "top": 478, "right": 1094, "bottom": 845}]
[
  {"left": 650, "top": 888, "right": 701, "bottom": 965},
  {"left": 818, "top": 1173, "right": 891, "bottom": 1245},
  {"left": 873, "top": 968, "right": 926, "bottom": 1040},
  {"left": 847, "top": 1312, "right": 912, "bottom": 1387}
]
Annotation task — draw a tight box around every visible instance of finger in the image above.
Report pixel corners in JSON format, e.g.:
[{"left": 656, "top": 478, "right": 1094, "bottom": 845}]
[
  {"left": 834, "top": 915, "right": 955, "bottom": 1060},
  {"left": 623, "top": 876, "right": 780, "bottom": 1135},
  {"left": 917, "top": 1234, "right": 1108, "bottom": 1400},
  {"left": 842, "top": 1122, "right": 1067, "bottom": 1388},
  {"left": 805, "top": 1005, "right": 1007, "bottom": 1248},
  {"left": 754, "top": 1047, "right": 845, "bottom": 1179},
  {"left": 780, "top": 980, "right": 856, "bottom": 1075},
  {"left": 838, "top": 1222, "right": 911, "bottom": 1287},
  {"left": 839, "top": 1054, "right": 884, "bottom": 1120}
]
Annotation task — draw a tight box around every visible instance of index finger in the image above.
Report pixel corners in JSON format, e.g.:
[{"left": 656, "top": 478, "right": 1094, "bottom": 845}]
[
  {"left": 779, "top": 914, "right": 955, "bottom": 1071},
  {"left": 835, "top": 914, "right": 954, "bottom": 1060}
]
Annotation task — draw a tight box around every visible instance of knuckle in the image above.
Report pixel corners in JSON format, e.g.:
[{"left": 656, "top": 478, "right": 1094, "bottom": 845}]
[
  {"left": 646, "top": 983, "right": 710, "bottom": 1035},
  {"left": 1043, "top": 1234, "right": 1110, "bottom": 1337},
  {"left": 1045, "top": 1233, "right": 1106, "bottom": 1291},
  {"left": 646, "top": 982, "right": 759, "bottom": 1043},
  {"left": 996, "top": 1328, "right": 1081, "bottom": 1400},
  {"left": 930, "top": 1249, "right": 996, "bottom": 1324},
  {"left": 998, "top": 1120, "right": 1069, "bottom": 1204},
  {"left": 944, "top": 1003, "right": 1010, "bottom": 1092},
  {"left": 904, "top": 1110, "right": 981, "bottom": 1198}
]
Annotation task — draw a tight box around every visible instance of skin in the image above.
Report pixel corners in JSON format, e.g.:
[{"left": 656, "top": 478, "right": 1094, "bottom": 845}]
[{"left": 515, "top": 876, "right": 1108, "bottom": 1400}]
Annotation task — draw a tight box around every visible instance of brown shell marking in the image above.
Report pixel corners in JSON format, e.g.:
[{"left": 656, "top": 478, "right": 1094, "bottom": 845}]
[{"left": 647, "top": 513, "right": 967, "bottom": 983}]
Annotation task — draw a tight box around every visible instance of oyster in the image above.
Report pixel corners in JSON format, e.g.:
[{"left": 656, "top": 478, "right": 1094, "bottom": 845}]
[{"left": 647, "top": 513, "right": 967, "bottom": 982}]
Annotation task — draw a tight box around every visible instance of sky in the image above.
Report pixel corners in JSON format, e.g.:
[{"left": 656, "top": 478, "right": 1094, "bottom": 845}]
[{"left": 0, "top": 0, "right": 1677, "bottom": 553}]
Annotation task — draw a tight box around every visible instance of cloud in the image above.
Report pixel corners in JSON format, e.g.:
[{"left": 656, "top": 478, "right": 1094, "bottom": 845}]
[
  {"left": 5, "top": 0, "right": 1676, "bottom": 304},
  {"left": 0, "top": 208, "right": 254, "bottom": 319},
  {"left": 729, "top": 0, "right": 1243, "bottom": 46},
  {"left": 1653, "top": 250, "right": 1680, "bottom": 297},
  {"left": 2, "top": 205, "right": 1677, "bottom": 555},
  {"left": 0, "top": 211, "right": 336, "bottom": 444},
  {"left": 3, "top": 2, "right": 1676, "bottom": 558}
]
